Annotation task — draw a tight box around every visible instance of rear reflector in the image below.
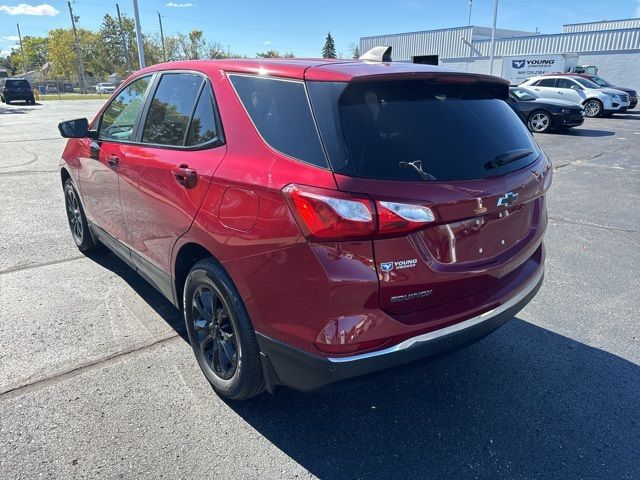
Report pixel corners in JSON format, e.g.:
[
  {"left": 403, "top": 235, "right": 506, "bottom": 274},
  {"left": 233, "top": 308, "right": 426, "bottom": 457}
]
[{"left": 283, "top": 184, "right": 434, "bottom": 241}]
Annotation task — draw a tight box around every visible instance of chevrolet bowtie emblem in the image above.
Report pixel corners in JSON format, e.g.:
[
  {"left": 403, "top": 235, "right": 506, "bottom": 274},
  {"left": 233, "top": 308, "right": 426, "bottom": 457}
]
[{"left": 497, "top": 191, "right": 518, "bottom": 207}]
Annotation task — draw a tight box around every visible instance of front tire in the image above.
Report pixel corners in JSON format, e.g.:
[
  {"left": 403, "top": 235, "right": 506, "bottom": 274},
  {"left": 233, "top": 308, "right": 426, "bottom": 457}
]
[
  {"left": 63, "top": 179, "right": 100, "bottom": 252},
  {"left": 528, "top": 110, "right": 552, "bottom": 133},
  {"left": 583, "top": 99, "right": 603, "bottom": 117},
  {"left": 184, "top": 258, "right": 265, "bottom": 401}
]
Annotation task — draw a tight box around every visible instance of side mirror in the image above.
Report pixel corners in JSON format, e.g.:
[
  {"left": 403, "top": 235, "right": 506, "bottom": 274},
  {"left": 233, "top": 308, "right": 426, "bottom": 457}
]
[{"left": 58, "top": 118, "right": 97, "bottom": 138}]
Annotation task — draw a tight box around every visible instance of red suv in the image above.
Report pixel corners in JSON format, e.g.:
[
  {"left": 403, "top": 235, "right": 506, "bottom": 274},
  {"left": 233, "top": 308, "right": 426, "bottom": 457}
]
[{"left": 58, "top": 59, "right": 550, "bottom": 400}]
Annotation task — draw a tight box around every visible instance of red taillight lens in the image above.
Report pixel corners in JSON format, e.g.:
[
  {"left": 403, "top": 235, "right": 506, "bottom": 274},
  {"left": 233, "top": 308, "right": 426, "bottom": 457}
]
[
  {"left": 282, "top": 184, "right": 376, "bottom": 241},
  {"left": 283, "top": 184, "right": 436, "bottom": 241}
]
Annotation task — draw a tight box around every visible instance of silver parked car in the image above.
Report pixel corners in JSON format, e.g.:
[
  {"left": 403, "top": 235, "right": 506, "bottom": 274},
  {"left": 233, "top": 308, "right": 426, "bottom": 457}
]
[
  {"left": 519, "top": 75, "right": 629, "bottom": 117},
  {"left": 95, "top": 82, "right": 116, "bottom": 94}
]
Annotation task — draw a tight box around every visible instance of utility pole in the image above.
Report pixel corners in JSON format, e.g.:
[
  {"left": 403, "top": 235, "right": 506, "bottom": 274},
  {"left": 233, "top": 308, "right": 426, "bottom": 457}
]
[
  {"left": 16, "top": 22, "right": 27, "bottom": 76},
  {"left": 158, "top": 12, "right": 166, "bottom": 62},
  {"left": 132, "top": 0, "right": 145, "bottom": 68},
  {"left": 489, "top": 0, "right": 498, "bottom": 75},
  {"left": 67, "top": 1, "right": 86, "bottom": 93},
  {"left": 467, "top": 0, "right": 473, "bottom": 26},
  {"left": 116, "top": 3, "right": 132, "bottom": 72}
]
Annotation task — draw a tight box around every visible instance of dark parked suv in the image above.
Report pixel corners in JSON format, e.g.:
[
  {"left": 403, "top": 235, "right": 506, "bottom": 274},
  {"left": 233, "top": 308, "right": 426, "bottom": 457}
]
[
  {"left": 58, "top": 58, "right": 550, "bottom": 400},
  {"left": 1, "top": 78, "right": 35, "bottom": 104}
]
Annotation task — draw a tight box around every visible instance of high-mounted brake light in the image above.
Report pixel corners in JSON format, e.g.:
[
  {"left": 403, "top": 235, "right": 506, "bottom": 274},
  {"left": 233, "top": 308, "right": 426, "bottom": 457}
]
[{"left": 283, "top": 184, "right": 436, "bottom": 241}]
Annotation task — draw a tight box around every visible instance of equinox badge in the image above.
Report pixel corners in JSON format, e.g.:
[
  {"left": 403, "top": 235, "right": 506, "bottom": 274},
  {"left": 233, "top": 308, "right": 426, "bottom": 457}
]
[{"left": 497, "top": 192, "right": 518, "bottom": 207}]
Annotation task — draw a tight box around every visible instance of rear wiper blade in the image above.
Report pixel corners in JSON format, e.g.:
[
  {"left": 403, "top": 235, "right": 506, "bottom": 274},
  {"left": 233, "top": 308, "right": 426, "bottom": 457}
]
[
  {"left": 399, "top": 160, "right": 437, "bottom": 181},
  {"left": 488, "top": 149, "right": 534, "bottom": 169}
]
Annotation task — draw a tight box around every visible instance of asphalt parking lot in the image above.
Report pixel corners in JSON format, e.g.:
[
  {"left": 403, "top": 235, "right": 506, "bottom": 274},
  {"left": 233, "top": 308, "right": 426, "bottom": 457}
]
[{"left": 1, "top": 99, "right": 638, "bottom": 479}]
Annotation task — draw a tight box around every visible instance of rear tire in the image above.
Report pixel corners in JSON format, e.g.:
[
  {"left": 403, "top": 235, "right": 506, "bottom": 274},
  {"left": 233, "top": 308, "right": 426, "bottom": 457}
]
[
  {"left": 63, "top": 179, "right": 100, "bottom": 253},
  {"left": 184, "top": 258, "right": 265, "bottom": 401},
  {"left": 527, "top": 110, "right": 552, "bottom": 133},
  {"left": 583, "top": 99, "right": 602, "bottom": 117}
]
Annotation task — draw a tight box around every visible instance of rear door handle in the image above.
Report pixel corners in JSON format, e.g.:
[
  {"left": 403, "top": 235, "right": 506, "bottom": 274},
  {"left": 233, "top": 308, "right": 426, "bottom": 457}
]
[
  {"left": 172, "top": 163, "right": 198, "bottom": 188},
  {"left": 106, "top": 154, "right": 119, "bottom": 169}
]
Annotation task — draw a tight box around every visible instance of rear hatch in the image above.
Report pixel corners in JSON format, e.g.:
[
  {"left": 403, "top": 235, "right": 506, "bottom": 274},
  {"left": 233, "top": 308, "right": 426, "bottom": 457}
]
[
  {"left": 6, "top": 79, "right": 31, "bottom": 92},
  {"left": 308, "top": 74, "right": 550, "bottom": 319}
]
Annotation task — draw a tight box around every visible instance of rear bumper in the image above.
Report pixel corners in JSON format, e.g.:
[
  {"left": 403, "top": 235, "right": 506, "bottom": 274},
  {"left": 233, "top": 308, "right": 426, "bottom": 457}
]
[{"left": 258, "top": 265, "right": 544, "bottom": 392}]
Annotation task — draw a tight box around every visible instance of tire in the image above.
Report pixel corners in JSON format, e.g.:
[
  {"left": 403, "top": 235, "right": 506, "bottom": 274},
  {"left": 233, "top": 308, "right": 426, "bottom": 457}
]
[
  {"left": 527, "top": 110, "right": 552, "bottom": 133},
  {"left": 63, "top": 178, "right": 100, "bottom": 252},
  {"left": 184, "top": 258, "right": 265, "bottom": 401},
  {"left": 5, "top": 99, "right": 10, "bottom": 105},
  {"left": 583, "top": 99, "right": 603, "bottom": 117}
]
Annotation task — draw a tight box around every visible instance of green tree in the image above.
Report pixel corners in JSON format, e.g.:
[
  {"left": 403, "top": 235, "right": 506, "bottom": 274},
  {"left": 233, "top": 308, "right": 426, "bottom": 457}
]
[
  {"left": 15, "top": 36, "right": 49, "bottom": 71},
  {"left": 322, "top": 32, "right": 336, "bottom": 59},
  {"left": 176, "top": 30, "right": 207, "bottom": 60},
  {"left": 99, "top": 13, "right": 136, "bottom": 76},
  {"left": 48, "top": 28, "right": 77, "bottom": 80},
  {"left": 256, "top": 50, "right": 280, "bottom": 58},
  {"left": 351, "top": 44, "right": 360, "bottom": 59}
]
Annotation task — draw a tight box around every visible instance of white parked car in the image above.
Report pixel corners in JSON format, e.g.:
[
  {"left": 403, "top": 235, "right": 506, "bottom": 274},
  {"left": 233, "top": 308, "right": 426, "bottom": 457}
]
[
  {"left": 95, "top": 83, "right": 116, "bottom": 94},
  {"left": 519, "top": 75, "right": 630, "bottom": 117}
]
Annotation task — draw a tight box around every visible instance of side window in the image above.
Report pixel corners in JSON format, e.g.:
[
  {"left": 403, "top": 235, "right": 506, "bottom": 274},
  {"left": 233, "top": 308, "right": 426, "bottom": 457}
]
[
  {"left": 186, "top": 86, "right": 219, "bottom": 146},
  {"left": 229, "top": 75, "right": 327, "bottom": 168},
  {"left": 556, "top": 78, "right": 574, "bottom": 89},
  {"left": 141, "top": 73, "right": 203, "bottom": 146},
  {"left": 535, "top": 78, "right": 556, "bottom": 87},
  {"left": 99, "top": 76, "right": 151, "bottom": 141}
]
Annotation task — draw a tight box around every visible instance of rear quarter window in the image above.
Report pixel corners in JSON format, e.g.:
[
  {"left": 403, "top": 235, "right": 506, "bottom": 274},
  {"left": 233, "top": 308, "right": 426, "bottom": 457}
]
[{"left": 228, "top": 74, "right": 327, "bottom": 168}]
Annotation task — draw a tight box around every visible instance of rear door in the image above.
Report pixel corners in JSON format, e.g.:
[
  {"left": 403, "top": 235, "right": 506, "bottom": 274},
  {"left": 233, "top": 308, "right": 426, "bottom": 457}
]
[
  {"left": 118, "top": 71, "right": 226, "bottom": 278},
  {"left": 309, "top": 77, "right": 550, "bottom": 318},
  {"left": 529, "top": 77, "right": 558, "bottom": 99}
]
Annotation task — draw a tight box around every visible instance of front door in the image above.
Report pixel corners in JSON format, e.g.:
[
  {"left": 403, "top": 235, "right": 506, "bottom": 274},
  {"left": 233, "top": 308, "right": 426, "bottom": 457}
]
[
  {"left": 118, "top": 72, "right": 226, "bottom": 276},
  {"left": 77, "top": 75, "right": 153, "bottom": 244}
]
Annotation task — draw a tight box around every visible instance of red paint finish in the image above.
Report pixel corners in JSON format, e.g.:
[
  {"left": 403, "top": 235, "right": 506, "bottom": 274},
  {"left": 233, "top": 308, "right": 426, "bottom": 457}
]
[
  {"left": 219, "top": 187, "right": 259, "bottom": 232},
  {"left": 60, "top": 58, "right": 549, "bottom": 362}
]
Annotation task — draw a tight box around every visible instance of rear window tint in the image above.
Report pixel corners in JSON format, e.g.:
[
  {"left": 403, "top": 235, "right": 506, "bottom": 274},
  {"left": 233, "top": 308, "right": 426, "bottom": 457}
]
[
  {"left": 6, "top": 79, "right": 30, "bottom": 88},
  {"left": 308, "top": 79, "right": 539, "bottom": 181},
  {"left": 229, "top": 75, "right": 327, "bottom": 168},
  {"left": 186, "top": 86, "right": 219, "bottom": 146},
  {"left": 142, "top": 73, "right": 203, "bottom": 146}
]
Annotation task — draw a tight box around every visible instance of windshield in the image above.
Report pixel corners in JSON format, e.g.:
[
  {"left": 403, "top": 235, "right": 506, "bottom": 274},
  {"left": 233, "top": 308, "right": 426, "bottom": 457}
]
[
  {"left": 574, "top": 77, "right": 601, "bottom": 89},
  {"left": 308, "top": 79, "right": 539, "bottom": 182},
  {"left": 510, "top": 87, "right": 538, "bottom": 101},
  {"left": 589, "top": 76, "right": 610, "bottom": 87}
]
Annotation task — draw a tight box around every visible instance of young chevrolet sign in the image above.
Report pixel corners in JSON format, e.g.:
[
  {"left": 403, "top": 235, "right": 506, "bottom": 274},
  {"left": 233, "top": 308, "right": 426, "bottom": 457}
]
[{"left": 502, "top": 55, "right": 565, "bottom": 85}]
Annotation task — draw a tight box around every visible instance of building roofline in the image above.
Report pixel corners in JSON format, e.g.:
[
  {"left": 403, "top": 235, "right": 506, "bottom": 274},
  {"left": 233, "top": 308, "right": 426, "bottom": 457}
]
[
  {"left": 472, "top": 26, "right": 640, "bottom": 44},
  {"left": 360, "top": 25, "right": 475, "bottom": 40},
  {"left": 562, "top": 17, "right": 639, "bottom": 26}
]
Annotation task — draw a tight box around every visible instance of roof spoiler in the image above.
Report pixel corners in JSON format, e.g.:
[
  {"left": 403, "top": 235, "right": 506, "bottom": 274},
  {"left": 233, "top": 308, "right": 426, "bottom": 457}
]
[{"left": 359, "top": 46, "right": 392, "bottom": 62}]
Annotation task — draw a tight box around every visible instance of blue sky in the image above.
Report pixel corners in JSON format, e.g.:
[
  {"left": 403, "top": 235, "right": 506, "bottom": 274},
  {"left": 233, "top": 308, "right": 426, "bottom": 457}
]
[{"left": 1, "top": 0, "right": 639, "bottom": 58}]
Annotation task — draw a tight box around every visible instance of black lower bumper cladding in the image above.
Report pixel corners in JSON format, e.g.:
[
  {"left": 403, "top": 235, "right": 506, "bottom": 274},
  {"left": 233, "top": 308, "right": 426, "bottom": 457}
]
[{"left": 258, "top": 268, "right": 544, "bottom": 392}]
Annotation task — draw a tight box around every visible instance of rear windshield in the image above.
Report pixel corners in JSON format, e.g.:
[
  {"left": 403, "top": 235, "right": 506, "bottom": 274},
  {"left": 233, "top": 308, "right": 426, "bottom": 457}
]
[
  {"left": 6, "top": 79, "right": 30, "bottom": 88},
  {"left": 308, "top": 79, "right": 540, "bottom": 181}
]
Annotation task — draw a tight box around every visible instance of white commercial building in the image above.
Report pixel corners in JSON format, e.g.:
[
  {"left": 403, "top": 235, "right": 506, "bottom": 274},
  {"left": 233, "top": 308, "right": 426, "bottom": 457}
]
[{"left": 360, "top": 18, "right": 640, "bottom": 91}]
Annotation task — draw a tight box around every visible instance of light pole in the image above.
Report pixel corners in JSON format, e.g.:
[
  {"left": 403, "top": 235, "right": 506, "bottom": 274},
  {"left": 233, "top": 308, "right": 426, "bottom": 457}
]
[
  {"left": 132, "top": 0, "right": 145, "bottom": 68},
  {"left": 489, "top": 0, "right": 498, "bottom": 75}
]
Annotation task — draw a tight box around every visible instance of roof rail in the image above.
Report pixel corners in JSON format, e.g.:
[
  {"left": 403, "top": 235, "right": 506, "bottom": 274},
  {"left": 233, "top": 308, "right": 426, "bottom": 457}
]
[{"left": 359, "top": 46, "right": 392, "bottom": 62}]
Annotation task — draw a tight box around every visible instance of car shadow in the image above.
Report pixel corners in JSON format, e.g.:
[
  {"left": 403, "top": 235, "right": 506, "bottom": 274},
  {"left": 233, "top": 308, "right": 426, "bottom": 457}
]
[
  {"left": 554, "top": 128, "right": 616, "bottom": 137},
  {"left": 86, "top": 249, "right": 189, "bottom": 342},
  {"left": 229, "top": 319, "right": 639, "bottom": 479},
  {"left": 87, "top": 250, "right": 639, "bottom": 479}
]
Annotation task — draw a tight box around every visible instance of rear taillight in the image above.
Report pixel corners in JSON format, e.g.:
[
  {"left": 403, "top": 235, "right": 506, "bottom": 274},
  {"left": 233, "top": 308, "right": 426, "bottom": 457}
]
[
  {"left": 282, "top": 184, "right": 435, "bottom": 241},
  {"left": 282, "top": 184, "right": 375, "bottom": 241}
]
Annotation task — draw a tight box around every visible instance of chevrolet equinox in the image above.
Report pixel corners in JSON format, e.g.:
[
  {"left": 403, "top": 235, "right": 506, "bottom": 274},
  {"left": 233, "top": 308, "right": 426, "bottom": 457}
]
[{"left": 58, "top": 57, "right": 550, "bottom": 400}]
